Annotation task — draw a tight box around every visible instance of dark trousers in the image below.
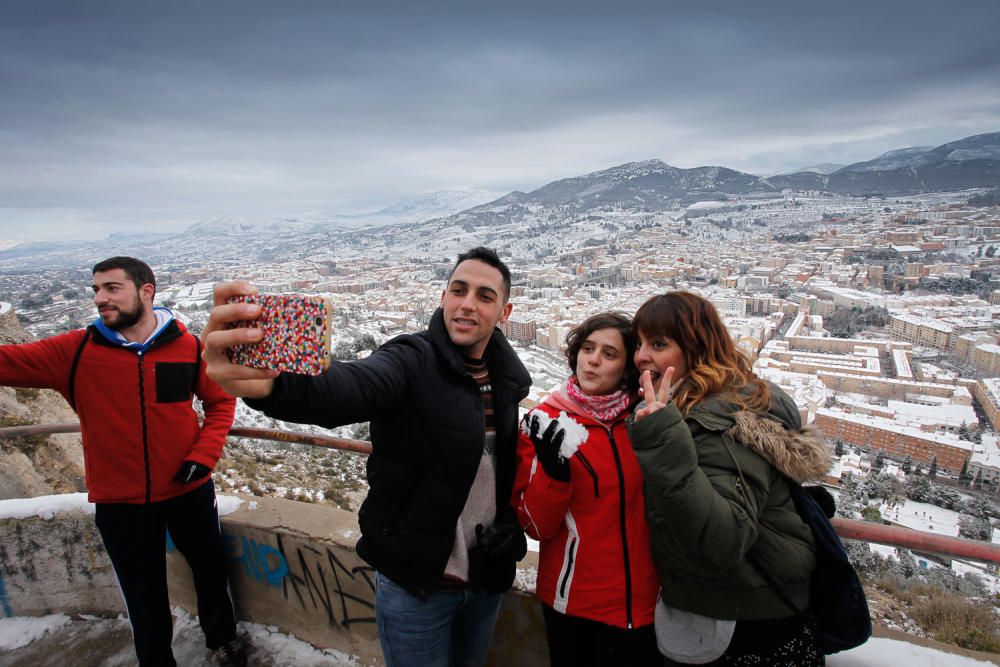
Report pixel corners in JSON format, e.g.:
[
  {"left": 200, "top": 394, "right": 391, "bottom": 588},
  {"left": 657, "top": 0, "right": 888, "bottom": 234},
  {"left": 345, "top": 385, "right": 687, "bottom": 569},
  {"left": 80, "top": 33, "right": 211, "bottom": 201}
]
[
  {"left": 704, "top": 613, "right": 824, "bottom": 666},
  {"left": 541, "top": 603, "right": 662, "bottom": 667},
  {"left": 95, "top": 480, "right": 237, "bottom": 667}
]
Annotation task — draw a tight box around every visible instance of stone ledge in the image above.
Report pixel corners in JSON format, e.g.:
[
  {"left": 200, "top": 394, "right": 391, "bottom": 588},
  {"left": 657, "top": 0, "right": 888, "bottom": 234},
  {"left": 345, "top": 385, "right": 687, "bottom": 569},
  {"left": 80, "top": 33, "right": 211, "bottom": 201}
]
[{"left": 0, "top": 493, "right": 547, "bottom": 666}]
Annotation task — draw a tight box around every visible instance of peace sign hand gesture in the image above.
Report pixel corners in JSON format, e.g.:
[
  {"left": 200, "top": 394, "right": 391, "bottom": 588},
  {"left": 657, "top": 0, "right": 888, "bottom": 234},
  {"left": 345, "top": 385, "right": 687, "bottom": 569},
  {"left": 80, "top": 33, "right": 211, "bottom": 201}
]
[{"left": 634, "top": 366, "right": 675, "bottom": 422}]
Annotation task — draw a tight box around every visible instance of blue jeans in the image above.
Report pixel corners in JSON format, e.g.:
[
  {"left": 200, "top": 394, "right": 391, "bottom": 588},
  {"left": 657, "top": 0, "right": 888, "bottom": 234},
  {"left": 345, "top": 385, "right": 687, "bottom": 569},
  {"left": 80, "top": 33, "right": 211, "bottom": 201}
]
[{"left": 375, "top": 571, "right": 503, "bottom": 667}]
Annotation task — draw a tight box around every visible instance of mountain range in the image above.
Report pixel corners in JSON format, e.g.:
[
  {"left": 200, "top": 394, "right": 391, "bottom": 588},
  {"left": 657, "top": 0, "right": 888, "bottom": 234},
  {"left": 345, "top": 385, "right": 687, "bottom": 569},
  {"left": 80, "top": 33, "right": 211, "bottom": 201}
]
[
  {"left": 765, "top": 133, "right": 999, "bottom": 196},
  {"left": 171, "top": 129, "right": 999, "bottom": 237},
  {"left": 0, "top": 131, "right": 997, "bottom": 258},
  {"left": 425, "top": 131, "right": 999, "bottom": 230}
]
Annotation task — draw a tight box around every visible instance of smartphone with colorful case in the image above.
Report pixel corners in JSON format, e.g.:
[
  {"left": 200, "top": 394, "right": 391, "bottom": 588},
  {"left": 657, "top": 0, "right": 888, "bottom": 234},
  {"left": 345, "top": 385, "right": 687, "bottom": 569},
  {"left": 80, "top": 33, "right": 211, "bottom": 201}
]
[{"left": 225, "top": 294, "right": 333, "bottom": 375}]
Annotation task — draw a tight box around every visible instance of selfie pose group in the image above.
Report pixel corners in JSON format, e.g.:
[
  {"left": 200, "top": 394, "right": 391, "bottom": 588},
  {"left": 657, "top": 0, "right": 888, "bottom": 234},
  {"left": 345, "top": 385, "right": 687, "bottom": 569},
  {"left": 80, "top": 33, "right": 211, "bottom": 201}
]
[{"left": 1, "top": 247, "right": 833, "bottom": 667}]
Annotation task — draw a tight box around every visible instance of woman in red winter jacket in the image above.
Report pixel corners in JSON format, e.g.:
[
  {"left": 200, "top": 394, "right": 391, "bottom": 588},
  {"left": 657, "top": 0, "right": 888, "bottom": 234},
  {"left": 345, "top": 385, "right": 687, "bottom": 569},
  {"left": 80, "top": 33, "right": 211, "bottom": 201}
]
[{"left": 512, "top": 312, "right": 660, "bottom": 666}]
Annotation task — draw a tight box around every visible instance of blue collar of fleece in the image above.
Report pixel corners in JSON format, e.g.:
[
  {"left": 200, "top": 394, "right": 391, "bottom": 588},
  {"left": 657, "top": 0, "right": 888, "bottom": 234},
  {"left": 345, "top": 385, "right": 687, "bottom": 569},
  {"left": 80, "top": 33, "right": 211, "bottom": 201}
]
[{"left": 91, "top": 306, "right": 175, "bottom": 353}]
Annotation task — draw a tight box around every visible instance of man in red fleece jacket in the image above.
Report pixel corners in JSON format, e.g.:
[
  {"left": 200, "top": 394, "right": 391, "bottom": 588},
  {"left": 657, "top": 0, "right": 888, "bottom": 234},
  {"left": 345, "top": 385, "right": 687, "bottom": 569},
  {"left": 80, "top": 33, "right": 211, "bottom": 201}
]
[{"left": 0, "top": 257, "right": 244, "bottom": 667}]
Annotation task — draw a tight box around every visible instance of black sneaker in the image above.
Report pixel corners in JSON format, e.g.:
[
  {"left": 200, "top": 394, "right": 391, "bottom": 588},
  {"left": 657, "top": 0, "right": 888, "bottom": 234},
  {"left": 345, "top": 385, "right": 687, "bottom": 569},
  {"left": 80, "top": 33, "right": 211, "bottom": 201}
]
[{"left": 213, "top": 635, "right": 248, "bottom": 667}]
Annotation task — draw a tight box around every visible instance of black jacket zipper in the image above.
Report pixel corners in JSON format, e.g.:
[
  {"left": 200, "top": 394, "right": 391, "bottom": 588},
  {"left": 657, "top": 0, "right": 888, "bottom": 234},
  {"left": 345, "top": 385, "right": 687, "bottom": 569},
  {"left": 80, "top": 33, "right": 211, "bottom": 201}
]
[
  {"left": 607, "top": 428, "right": 634, "bottom": 629},
  {"left": 137, "top": 351, "right": 152, "bottom": 504},
  {"left": 576, "top": 452, "right": 600, "bottom": 497}
]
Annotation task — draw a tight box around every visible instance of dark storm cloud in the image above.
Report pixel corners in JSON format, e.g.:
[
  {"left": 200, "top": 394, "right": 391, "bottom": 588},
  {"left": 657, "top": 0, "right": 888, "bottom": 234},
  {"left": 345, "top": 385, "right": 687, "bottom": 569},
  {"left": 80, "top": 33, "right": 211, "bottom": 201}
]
[{"left": 1, "top": 0, "right": 998, "bottom": 239}]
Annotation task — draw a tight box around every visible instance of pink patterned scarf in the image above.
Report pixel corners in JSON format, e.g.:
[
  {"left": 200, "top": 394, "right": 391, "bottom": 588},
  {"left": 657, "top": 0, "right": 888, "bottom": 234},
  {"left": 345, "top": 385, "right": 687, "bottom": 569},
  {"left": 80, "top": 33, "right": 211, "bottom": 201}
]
[{"left": 564, "top": 375, "right": 632, "bottom": 423}]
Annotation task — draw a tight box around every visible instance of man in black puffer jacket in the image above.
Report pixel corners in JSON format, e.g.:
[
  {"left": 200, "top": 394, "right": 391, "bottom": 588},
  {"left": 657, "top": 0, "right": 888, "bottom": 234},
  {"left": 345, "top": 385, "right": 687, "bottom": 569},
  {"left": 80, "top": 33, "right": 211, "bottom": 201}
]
[{"left": 202, "top": 247, "right": 531, "bottom": 667}]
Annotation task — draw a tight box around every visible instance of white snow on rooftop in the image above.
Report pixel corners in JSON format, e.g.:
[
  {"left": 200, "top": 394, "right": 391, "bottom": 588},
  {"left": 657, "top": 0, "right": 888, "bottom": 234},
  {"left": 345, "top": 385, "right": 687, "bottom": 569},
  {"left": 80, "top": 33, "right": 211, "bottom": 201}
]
[
  {"left": 972, "top": 432, "right": 1000, "bottom": 468},
  {"left": 817, "top": 408, "right": 975, "bottom": 451},
  {"left": 887, "top": 399, "right": 978, "bottom": 429},
  {"left": 687, "top": 200, "right": 728, "bottom": 210},
  {"left": 879, "top": 499, "right": 960, "bottom": 537}
]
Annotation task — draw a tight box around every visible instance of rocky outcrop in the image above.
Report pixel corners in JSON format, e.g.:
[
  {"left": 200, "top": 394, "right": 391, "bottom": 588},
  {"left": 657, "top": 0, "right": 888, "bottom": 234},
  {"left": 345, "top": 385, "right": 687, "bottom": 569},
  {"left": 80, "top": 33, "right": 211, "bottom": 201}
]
[
  {"left": 0, "top": 307, "right": 86, "bottom": 499},
  {"left": 0, "top": 302, "right": 32, "bottom": 344}
]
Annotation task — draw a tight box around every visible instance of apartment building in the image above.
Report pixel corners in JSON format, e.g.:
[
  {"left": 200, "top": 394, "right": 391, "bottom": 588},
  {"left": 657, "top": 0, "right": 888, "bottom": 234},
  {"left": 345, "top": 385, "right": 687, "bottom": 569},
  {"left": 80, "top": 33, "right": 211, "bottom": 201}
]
[
  {"left": 888, "top": 313, "right": 952, "bottom": 349},
  {"left": 814, "top": 408, "right": 970, "bottom": 474}
]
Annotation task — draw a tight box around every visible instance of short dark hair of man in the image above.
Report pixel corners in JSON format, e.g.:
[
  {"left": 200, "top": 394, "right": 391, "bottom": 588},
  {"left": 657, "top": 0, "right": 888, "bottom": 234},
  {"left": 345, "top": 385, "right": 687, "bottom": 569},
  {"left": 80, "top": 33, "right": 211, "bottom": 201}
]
[
  {"left": 564, "top": 311, "right": 639, "bottom": 391},
  {"left": 448, "top": 246, "right": 512, "bottom": 302},
  {"left": 92, "top": 256, "right": 157, "bottom": 298}
]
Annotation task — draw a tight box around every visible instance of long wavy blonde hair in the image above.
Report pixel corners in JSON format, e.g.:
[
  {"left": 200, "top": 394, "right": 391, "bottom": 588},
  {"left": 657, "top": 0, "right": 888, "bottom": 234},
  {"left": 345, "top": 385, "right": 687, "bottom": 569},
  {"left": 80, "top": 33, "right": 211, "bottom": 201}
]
[{"left": 632, "top": 291, "right": 770, "bottom": 414}]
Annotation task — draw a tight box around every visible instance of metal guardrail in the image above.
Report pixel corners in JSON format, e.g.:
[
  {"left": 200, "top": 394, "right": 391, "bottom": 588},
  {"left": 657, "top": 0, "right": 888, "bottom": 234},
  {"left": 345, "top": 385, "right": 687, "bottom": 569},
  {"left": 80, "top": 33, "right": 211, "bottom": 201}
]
[
  {"left": 3, "top": 422, "right": 999, "bottom": 564},
  {"left": 0, "top": 422, "right": 373, "bottom": 455}
]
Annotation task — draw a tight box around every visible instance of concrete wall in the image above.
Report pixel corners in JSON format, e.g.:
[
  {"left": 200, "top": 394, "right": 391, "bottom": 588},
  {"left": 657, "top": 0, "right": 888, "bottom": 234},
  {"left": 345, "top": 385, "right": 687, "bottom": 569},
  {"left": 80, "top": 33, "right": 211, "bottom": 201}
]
[
  {"left": 0, "top": 511, "right": 120, "bottom": 618},
  {"left": 0, "top": 494, "right": 548, "bottom": 666}
]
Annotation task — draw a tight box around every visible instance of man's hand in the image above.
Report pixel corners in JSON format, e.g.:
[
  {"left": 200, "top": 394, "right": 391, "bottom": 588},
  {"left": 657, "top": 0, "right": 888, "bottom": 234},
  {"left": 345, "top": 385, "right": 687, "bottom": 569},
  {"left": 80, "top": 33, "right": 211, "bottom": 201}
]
[
  {"left": 525, "top": 414, "right": 570, "bottom": 482},
  {"left": 634, "top": 366, "right": 675, "bottom": 422},
  {"left": 173, "top": 460, "right": 212, "bottom": 483},
  {"left": 201, "top": 280, "right": 279, "bottom": 399},
  {"left": 475, "top": 523, "right": 528, "bottom": 563}
]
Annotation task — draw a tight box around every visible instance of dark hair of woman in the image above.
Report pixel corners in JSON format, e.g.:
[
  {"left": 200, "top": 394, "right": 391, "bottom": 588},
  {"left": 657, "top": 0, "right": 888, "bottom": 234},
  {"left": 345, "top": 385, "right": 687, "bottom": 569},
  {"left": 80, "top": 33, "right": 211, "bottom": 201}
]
[{"left": 564, "top": 311, "right": 638, "bottom": 391}]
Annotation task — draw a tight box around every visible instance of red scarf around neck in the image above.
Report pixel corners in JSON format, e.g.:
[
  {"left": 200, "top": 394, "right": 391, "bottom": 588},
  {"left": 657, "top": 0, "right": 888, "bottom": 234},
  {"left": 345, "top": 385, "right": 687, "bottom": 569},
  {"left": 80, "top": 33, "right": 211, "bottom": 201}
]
[{"left": 564, "top": 375, "right": 632, "bottom": 422}]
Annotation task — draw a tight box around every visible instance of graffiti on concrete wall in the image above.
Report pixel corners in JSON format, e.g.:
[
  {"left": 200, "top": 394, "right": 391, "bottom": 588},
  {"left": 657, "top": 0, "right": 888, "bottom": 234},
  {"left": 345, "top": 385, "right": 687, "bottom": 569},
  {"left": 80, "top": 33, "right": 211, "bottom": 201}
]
[
  {"left": 228, "top": 534, "right": 288, "bottom": 587},
  {"left": 224, "top": 530, "right": 375, "bottom": 628},
  {"left": 0, "top": 569, "right": 11, "bottom": 617}
]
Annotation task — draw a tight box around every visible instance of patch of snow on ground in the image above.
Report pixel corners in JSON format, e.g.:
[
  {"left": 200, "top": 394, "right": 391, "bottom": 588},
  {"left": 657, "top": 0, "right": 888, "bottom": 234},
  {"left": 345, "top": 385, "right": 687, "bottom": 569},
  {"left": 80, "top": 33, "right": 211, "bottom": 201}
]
[
  {"left": 216, "top": 493, "right": 243, "bottom": 516},
  {"left": 952, "top": 559, "right": 1000, "bottom": 595},
  {"left": 827, "top": 637, "right": 997, "bottom": 666},
  {"left": 0, "top": 614, "right": 71, "bottom": 650},
  {"left": 0, "top": 608, "right": 361, "bottom": 666},
  {"left": 870, "top": 543, "right": 898, "bottom": 560},
  {"left": 243, "top": 622, "right": 361, "bottom": 666},
  {"left": 514, "top": 566, "right": 537, "bottom": 595},
  {"left": 0, "top": 612, "right": 989, "bottom": 666}
]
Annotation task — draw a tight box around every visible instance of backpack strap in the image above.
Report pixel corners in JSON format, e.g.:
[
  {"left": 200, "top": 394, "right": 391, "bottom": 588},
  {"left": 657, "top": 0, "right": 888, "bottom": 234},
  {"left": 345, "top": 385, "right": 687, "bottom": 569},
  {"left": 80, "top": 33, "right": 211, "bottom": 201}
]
[
  {"left": 67, "top": 329, "right": 92, "bottom": 412},
  {"left": 719, "top": 432, "right": 760, "bottom": 521},
  {"left": 721, "top": 435, "right": 805, "bottom": 615},
  {"left": 745, "top": 490, "right": 806, "bottom": 614}
]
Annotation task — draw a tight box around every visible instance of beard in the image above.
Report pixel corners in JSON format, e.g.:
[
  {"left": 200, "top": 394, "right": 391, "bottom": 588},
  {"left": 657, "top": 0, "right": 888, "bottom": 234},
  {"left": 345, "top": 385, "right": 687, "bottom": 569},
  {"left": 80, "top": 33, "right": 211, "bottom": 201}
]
[{"left": 101, "top": 298, "right": 145, "bottom": 331}]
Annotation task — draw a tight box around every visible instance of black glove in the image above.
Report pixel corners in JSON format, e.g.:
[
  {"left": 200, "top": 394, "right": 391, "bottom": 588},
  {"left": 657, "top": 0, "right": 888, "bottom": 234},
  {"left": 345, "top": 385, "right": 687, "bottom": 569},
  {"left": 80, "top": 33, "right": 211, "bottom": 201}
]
[
  {"left": 467, "top": 522, "right": 529, "bottom": 592},
  {"left": 173, "top": 460, "right": 212, "bottom": 484},
  {"left": 526, "top": 414, "right": 570, "bottom": 482},
  {"left": 476, "top": 522, "right": 528, "bottom": 564}
]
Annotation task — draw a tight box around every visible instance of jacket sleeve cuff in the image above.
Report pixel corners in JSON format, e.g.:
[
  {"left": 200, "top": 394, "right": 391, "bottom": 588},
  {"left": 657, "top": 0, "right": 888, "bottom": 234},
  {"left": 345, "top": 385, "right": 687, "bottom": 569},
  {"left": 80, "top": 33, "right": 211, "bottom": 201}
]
[
  {"left": 243, "top": 373, "right": 288, "bottom": 413},
  {"left": 628, "top": 402, "right": 684, "bottom": 450}
]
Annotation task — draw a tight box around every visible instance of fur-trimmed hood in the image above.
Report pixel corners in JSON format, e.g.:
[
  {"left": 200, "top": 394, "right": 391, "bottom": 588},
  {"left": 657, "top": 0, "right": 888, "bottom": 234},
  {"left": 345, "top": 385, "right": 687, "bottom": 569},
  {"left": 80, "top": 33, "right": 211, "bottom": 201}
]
[
  {"left": 727, "top": 411, "right": 830, "bottom": 483},
  {"left": 694, "top": 381, "right": 830, "bottom": 483}
]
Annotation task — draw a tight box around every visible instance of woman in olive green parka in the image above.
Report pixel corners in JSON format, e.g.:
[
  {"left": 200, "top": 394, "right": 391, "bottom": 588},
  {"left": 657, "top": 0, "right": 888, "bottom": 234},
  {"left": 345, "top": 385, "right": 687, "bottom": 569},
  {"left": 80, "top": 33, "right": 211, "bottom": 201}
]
[{"left": 629, "top": 292, "right": 831, "bottom": 666}]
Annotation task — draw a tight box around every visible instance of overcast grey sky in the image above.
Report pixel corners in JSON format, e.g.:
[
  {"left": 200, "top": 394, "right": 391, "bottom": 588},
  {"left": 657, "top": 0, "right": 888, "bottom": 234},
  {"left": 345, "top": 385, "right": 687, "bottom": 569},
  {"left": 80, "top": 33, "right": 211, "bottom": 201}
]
[{"left": 2, "top": 0, "right": 999, "bottom": 242}]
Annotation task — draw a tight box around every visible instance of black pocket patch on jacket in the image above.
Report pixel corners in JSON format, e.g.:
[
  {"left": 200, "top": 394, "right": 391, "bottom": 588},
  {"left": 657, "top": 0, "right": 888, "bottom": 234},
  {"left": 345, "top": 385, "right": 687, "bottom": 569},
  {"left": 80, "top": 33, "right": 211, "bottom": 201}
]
[{"left": 156, "top": 362, "right": 196, "bottom": 403}]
